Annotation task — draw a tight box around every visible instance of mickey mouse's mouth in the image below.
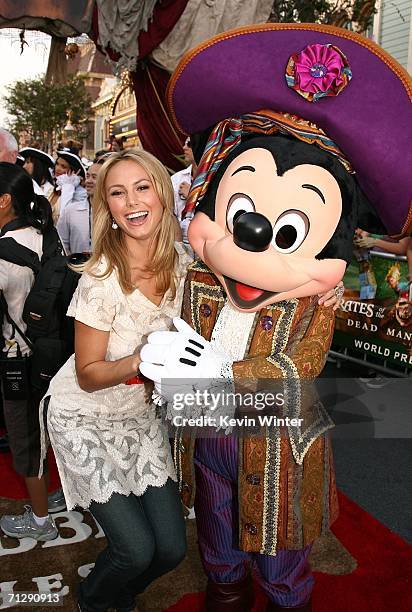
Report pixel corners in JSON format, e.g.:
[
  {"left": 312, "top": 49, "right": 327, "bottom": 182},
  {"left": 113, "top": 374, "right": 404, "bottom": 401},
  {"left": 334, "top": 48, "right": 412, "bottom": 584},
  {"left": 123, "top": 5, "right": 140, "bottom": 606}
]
[{"left": 223, "top": 276, "right": 278, "bottom": 310}]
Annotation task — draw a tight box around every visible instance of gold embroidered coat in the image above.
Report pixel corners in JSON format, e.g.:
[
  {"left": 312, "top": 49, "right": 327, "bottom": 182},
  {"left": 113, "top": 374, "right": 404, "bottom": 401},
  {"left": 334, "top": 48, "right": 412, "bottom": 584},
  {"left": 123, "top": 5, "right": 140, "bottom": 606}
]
[{"left": 173, "top": 261, "right": 339, "bottom": 555}]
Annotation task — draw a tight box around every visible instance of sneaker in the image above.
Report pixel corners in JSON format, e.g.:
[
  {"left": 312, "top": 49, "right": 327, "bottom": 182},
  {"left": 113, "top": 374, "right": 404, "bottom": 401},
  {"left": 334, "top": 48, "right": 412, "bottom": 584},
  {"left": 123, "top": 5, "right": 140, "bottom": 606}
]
[
  {"left": 359, "top": 372, "right": 390, "bottom": 389},
  {"left": 359, "top": 369, "right": 376, "bottom": 383},
  {"left": 47, "top": 488, "right": 67, "bottom": 513},
  {"left": 0, "top": 505, "right": 58, "bottom": 541}
]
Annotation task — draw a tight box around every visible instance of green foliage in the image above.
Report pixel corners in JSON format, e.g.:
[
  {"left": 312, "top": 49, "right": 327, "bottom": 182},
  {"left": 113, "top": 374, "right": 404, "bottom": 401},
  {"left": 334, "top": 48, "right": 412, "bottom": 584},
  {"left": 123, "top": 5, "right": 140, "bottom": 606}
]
[
  {"left": 269, "top": 0, "right": 376, "bottom": 31},
  {"left": 4, "top": 75, "right": 92, "bottom": 150}
]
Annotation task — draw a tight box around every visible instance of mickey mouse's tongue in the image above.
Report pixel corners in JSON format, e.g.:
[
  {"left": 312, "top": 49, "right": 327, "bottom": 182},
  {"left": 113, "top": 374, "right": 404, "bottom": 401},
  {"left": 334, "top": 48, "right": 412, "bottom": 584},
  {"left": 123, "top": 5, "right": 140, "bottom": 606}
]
[{"left": 235, "top": 282, "right": 265, "bottom": 302}]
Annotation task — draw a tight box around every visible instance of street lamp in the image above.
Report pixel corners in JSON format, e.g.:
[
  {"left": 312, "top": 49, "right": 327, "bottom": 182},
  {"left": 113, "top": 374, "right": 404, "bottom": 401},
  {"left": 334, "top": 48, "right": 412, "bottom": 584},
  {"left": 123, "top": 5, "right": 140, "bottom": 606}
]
[{"left": 63, "top": 115, "right": 75, "bottom": 139}]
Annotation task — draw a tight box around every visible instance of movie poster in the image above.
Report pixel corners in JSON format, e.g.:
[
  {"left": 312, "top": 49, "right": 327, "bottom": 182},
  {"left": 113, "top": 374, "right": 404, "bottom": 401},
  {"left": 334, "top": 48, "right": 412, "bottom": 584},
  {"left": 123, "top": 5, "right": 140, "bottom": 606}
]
[{"left": 334, "top": 250, "right": 412, "bottom": 370}]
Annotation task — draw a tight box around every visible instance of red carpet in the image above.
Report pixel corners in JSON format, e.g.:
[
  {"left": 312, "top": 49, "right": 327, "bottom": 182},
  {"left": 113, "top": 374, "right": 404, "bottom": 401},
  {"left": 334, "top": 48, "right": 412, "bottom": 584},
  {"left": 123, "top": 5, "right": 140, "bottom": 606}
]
[
  {"left": 1, "top": 451, "right": 411, "bottom": 612},
  {"left": 165, "top": 493, "right": 412, "bottom": 612},
  {"left": 0, "top": 448, "right": 61, "bottom": 498}
]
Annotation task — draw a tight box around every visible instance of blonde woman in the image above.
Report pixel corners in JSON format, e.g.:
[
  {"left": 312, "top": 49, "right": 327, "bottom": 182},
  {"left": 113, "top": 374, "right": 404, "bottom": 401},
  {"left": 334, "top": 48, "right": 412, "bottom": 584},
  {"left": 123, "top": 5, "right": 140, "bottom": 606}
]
[{"left": 39, "top": 150, "right": 189, "bottom": 612}]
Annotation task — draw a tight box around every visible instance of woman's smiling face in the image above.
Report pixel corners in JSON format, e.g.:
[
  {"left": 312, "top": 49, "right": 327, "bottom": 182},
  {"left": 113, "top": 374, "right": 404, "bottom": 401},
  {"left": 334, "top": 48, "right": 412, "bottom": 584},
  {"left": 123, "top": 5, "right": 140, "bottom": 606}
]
[
  {"left": 105, "top": 159, "right": 164, "bottom": 245},
  {"left": 54, "top": 157, "right": 71, "bottom": 176}
]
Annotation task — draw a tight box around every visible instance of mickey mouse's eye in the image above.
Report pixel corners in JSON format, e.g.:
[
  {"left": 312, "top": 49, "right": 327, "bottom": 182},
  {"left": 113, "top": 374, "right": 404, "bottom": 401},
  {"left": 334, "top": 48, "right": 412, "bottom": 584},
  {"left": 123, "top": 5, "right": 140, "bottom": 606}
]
[
  {"left": 226, "top": 194, "right": 255, "bottom": 233},
  {"left": 272, "top": 210, "right": 309, "bottom": 254}
]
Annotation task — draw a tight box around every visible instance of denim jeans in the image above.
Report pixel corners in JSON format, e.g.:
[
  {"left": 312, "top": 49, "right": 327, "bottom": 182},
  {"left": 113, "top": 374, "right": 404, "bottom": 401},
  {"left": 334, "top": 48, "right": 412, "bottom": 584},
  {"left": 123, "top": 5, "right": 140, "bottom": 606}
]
[{"left": 78, "top": 478, "right": 187, "bottom": 611}]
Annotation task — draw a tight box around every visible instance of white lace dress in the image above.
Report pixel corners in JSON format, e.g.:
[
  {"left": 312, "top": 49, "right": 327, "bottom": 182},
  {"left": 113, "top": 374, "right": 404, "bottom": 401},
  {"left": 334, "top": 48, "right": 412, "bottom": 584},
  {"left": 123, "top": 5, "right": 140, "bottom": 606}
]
[{"left": 40, "top": 243, "right": 191, "bottom": 510}]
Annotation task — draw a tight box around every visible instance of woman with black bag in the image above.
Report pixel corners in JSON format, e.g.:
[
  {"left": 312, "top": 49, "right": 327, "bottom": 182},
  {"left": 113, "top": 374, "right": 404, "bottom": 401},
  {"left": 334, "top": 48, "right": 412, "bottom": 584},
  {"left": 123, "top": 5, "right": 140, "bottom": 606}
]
[{"left": 0, "top": 162, "right": 61, "bottom": 541}]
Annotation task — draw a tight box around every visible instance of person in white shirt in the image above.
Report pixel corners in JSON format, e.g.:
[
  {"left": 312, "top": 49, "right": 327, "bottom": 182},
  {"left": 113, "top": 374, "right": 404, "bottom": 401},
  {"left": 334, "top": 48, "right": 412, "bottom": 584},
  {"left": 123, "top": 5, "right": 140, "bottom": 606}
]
[
  {"left": 49, "top": 149, "right": 87, "bottom": 225},
  {"left": 0, "top": 162, "right": 58, "bottom": 542},
  {"left": 170, "top": 137, "right": 198, "bottom": 258},
  {"left": 56, "top": 159, "right": 103, "bottom": 255}
]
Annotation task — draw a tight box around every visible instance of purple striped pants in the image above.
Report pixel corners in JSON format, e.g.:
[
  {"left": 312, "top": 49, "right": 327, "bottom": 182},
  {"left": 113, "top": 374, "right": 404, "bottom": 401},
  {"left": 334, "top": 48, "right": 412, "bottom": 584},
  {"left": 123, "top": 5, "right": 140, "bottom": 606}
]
[{"left": 194, "top": 436, "right": 313, "bottom": 607}]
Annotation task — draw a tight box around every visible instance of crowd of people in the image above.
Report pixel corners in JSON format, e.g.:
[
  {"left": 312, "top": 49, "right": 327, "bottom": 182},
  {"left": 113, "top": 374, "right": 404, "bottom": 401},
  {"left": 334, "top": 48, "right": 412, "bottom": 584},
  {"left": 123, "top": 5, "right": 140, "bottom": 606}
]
[{"left": 0, "top": 120, "right": 410, "bottom": 612}]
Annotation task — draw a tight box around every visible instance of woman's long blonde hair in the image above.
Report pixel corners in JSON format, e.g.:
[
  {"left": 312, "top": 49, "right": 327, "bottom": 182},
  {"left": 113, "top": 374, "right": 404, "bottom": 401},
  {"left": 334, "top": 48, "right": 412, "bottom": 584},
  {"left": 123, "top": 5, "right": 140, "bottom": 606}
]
[{"left": 77, "top": 149, "right": 179, "bottom": 298}]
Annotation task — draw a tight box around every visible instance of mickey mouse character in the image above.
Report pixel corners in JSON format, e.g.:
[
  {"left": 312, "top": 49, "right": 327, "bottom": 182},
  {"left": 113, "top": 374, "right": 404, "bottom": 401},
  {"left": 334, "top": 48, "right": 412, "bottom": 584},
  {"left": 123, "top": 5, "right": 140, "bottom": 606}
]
[{"left": 141, "top": 24, "right": 412, "bottom": 611}]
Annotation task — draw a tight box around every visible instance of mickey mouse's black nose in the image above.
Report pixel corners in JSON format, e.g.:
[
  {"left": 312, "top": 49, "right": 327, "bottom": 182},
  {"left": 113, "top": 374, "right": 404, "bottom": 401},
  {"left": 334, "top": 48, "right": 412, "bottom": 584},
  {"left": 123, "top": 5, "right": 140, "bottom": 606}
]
[{"left": 233, "top": 212, "right": 273, "bottom": 252}]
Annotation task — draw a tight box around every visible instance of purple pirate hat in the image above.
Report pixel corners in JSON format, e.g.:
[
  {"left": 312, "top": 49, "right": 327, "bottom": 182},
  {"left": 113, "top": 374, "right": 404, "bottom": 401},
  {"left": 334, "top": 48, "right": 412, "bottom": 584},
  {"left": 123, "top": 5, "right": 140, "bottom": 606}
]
[{"left": 167, "top": 24, "right": 412, "bottom": 235}]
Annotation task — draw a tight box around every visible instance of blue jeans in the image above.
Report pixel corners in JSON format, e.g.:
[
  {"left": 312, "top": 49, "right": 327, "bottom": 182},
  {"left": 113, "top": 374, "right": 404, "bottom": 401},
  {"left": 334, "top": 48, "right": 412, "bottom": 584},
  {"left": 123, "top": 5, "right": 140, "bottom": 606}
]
[{"left": 78, "top": 479, "right": 187, "bottom": 611}]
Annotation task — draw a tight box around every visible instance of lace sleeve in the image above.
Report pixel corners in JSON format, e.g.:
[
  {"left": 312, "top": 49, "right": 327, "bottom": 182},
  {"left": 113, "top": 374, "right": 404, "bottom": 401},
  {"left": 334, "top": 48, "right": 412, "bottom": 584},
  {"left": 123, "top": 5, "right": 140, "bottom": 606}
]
[{"left": 67, "top": 271, "right": 115, "bottom": 331}]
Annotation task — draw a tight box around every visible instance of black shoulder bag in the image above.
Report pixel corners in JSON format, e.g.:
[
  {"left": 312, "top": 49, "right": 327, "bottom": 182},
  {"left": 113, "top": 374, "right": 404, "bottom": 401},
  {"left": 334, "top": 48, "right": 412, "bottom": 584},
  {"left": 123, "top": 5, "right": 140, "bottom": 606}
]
[{"left": 0, "top": 294, "right": 33, "bottom": 401}]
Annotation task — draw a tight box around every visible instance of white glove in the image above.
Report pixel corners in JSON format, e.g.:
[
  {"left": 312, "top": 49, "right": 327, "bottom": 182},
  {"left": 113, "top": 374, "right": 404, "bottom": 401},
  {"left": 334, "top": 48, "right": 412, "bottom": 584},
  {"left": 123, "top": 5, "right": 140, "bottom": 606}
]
[
  {"left": 56, "top": 173, "right": 81, "bottom": 188},
  {"left": 139, "top": 317, "right": 233, "bottom": 402},
  {"left": 56, "top": 173, "right": 81, "bottom": 214}
]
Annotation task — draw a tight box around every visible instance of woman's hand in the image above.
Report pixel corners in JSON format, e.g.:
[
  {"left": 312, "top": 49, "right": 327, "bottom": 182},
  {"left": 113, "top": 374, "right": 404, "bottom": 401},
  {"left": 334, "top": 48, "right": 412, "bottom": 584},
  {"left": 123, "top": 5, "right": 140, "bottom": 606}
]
[
  {"left": 354, "top": 235, "right": 377, "bottom": 249},
  {"left": 178, "top": 181, "right": 190, "bottom": 200},
  {"left": 131, "top": 345, "right": 142, "bottom": 372},
  {"left": 318, "top": 281, "right": 345, "bottom": 311},
  {"left": 354, "top": 228, "right": 369, "bottom": 240}
]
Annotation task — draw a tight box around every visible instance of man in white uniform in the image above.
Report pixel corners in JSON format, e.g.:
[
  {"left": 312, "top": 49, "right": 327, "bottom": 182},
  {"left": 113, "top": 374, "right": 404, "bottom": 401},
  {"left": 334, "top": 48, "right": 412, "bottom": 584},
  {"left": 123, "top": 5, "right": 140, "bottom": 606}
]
[{"left": 56, "top": 160, "right": 102, "bottom": 255}]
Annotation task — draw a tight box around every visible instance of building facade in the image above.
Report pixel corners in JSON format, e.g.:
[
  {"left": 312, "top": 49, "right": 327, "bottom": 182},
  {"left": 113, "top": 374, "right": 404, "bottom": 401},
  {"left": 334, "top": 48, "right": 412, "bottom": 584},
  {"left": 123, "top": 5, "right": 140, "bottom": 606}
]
[
  {"left": 91, "top": 76, "right": 118, "bottom": 152},
  {"left": 91, "top": 71, "right": 140, "bottom": 152},
  {"left": 66, "top": 41, "right": 113, "bottom": 156},
  {"left": 109, "top": 73, "right": 139, "bottom": 147},
  {"left": 373, "top": 0, "right": 412, "bottom": 71}
]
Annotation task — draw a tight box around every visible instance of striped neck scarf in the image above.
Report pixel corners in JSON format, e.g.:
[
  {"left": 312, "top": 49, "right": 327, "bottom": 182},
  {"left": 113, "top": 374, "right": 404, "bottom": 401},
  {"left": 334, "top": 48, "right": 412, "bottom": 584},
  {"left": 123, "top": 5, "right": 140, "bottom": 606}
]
[{"left": 182, "top": 109, "right": 352, "bottom": 219}]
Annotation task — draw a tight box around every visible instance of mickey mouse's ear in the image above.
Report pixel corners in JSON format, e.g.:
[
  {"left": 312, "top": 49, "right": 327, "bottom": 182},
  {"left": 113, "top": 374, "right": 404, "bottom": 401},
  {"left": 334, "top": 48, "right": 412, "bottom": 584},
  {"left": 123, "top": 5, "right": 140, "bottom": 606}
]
[{"left": 190, "top": 127, "right": 213, "bottom": 165}]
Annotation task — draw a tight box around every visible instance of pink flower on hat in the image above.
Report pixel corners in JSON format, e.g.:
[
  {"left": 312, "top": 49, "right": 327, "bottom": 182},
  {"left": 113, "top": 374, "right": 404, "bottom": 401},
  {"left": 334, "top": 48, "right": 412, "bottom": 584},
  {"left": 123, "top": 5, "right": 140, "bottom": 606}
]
[{"left": 286, "top": 43, "right": 352, "bottom": 102}]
